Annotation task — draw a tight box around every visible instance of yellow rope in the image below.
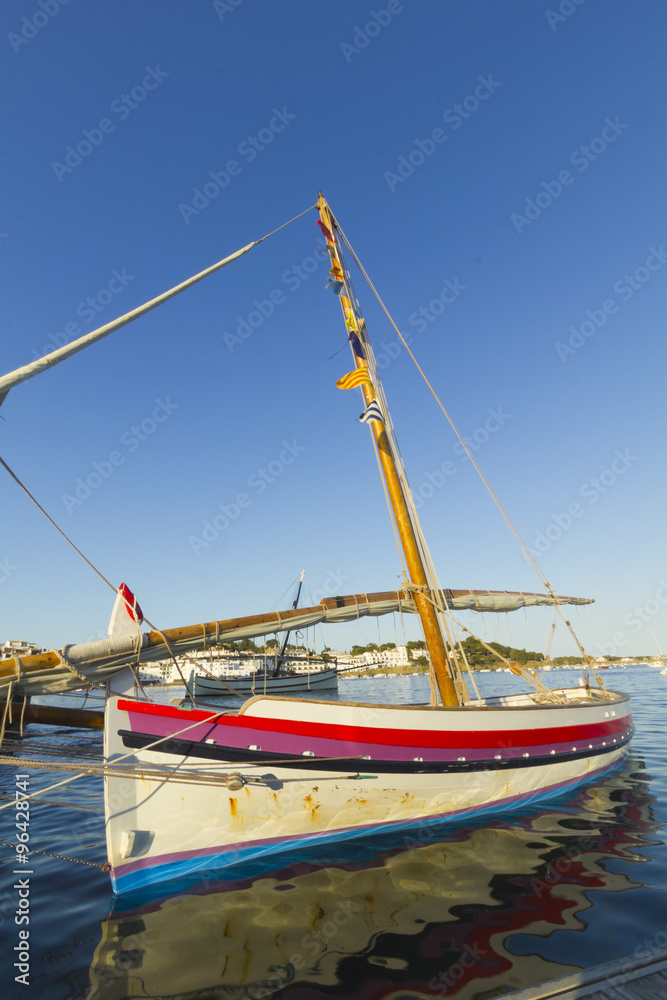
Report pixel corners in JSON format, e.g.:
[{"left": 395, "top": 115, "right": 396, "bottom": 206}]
[{"left": 416, "top": 588, "right": 562, "bottom": 703}]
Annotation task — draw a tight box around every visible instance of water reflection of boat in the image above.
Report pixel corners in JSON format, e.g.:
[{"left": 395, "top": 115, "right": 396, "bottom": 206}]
[{"left": 88, "top": 763, "right": 656, "bottom": 1000}]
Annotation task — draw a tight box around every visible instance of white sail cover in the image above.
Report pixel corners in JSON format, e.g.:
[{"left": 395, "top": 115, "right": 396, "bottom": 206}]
[{"left": 0, "top": 588, "right": 593, "bottom": 696}]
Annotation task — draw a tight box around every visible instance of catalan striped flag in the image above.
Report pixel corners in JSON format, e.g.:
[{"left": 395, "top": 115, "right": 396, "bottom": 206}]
[
  {"left": 336, "top": 368, "right": 373, "bottom": 391},
  {"left": 359, "top": 400, "right": 384, "bottom": 425}
]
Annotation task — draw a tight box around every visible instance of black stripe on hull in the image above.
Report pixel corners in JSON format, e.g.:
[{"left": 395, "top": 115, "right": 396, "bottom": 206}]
[{"left": 117, "top": 728, "right": 633, "bottom": 775}]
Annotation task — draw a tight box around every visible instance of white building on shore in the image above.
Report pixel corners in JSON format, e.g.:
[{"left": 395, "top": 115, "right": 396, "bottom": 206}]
[
  {"left": 138, "top": 649, "right": 336, "bottom": 685},
  {"left": 0, "top": 639, "right": 47, "bottom": 659}
]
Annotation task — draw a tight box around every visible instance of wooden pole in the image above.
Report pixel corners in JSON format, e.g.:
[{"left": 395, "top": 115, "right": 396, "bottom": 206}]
[
  {"left": 317, "top": 194, "right": 459, "bottom": 707},
  {"left": 0, "top": 589, "right": 589, "bottom": 693},
  {"left": 2, "top": 701, "right": 104, "bottom": 730}
]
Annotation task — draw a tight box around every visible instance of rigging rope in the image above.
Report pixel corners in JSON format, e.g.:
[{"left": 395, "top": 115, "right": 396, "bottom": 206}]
[
  {"left": 331, "top": 214, "right": 603, "bottom": 688},
  {"left": 0, "top": 708, "right": 227, "bottom": 813},
  {"left": 0, "top": 454, "right": 206, "bottom": 704},
  {"left": 413, "top": 586, "right": 564, "bottom": 703}
]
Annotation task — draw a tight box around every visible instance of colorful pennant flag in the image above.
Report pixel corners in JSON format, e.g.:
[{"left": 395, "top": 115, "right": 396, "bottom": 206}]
[
  {"left": 336, "top": 368, "right": 373, "bottom": 391},
  {"left": 120, "top": 582, "right": 144, "bottom": 623},
  {"left": 317, "top": 220, "right": 334, "bottom": 243},
  {"left": 359, "top": 400, "right": 384, "bottom": 425},
  {"left": 348, "top": 330, "right": 365, "bottom": 362}
]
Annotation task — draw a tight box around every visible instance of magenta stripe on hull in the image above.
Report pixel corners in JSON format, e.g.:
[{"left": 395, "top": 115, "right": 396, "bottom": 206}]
[{"left": 122, "top": 712, "right": 632, "bottom": 764}]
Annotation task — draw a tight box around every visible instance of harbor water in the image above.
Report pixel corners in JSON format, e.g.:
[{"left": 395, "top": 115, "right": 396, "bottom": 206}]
[{"left": 1, "top": 665, "right": 666, "bottom": 999}]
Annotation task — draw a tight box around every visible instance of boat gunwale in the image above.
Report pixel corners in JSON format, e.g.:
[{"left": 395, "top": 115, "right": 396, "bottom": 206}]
[{"left": 236, "top": 688, "right": 630, "bottom": 714}]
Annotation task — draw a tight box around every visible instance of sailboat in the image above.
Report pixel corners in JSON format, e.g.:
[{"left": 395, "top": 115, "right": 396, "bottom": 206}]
[
  {"left": 0, "top": 194, "right": 633, "bottom": 896},
  {"left": 186, "top": 570, "right": 339, "bottom": 697}
]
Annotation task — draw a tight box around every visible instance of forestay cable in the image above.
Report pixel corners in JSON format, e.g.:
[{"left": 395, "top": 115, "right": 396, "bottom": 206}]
[{"left": 332, "top": 215, "right": 601, "bottom": 683}]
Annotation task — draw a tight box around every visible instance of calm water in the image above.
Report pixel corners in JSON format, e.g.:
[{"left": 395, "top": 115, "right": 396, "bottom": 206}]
[{"left": 1, "top": 666, "right": 666, "bottom": 999}]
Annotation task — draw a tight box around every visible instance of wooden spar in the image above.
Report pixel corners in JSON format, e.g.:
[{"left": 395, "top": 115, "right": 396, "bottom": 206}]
[
  {"left": 317, "top": 194, "right": 459, "bottom": 707},
  {"left": 4, "top": 702, "right": 104, "bottom": 730},
  {"left": 0, "top": 589, "right": 592, "bottom": 694},
  {"left": 0, "top": 593, "right": 400, "bottom": 687}
]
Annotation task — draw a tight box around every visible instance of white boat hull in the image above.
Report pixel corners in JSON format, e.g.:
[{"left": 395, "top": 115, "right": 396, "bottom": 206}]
[
  {"left": 104, "top": 689, "right": 632, "bottom": 894},
  {"left": 190, "top": 665, "right": 338, "bottom": 696}
]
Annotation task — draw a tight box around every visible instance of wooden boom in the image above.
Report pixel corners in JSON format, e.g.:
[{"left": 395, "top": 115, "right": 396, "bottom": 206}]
[{"left": 0, "top": 588, "right": 592, "bottom": 697}]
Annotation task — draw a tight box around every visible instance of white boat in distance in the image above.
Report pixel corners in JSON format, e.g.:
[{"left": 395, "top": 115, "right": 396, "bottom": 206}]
[
  {"left": 187, "top": 662, "right": 338, "bottom": 697},
  {"left": 0, "top": 194, "right": 632, "bottom": 896},
  {"left": 186, "top": 571, "right": 340, "bottom": 697}
]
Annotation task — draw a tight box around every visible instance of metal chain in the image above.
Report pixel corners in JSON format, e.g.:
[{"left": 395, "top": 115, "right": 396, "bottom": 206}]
[{"left": 0, "top": 840, "right": 108, "bottom": 869}]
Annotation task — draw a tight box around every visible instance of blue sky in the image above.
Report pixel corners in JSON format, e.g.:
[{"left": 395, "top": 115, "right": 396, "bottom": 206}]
[{"left": 1, "top": 0, "right": 665, "bottom": 659}]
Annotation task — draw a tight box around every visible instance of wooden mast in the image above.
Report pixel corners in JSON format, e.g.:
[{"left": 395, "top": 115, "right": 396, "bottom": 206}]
[{"left": 316, "top": 194, "right": 459, "bottom": 707}]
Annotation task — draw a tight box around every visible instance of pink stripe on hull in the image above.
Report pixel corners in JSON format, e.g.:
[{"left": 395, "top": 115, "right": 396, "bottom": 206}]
[{"left": 123, "top": 712, "right": 631, "bottom": 764}]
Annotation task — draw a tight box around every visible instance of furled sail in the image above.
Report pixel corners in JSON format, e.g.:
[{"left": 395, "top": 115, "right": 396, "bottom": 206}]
[{"left": 0, "top": 588, "right": 592, "bottom": 697}]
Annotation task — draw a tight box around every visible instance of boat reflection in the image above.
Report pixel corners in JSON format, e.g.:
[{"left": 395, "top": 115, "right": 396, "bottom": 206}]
[{"left": 88, "top": 758, "right": 657, "bottom": 999}]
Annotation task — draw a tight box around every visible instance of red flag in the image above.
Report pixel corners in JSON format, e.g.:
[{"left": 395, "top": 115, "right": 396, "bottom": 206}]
[
  {"left": 317, "top": 220, "right": 334, "bottom": 243},
  {"left": 119, "top": 582, "right": 143, "bottom": 623}
]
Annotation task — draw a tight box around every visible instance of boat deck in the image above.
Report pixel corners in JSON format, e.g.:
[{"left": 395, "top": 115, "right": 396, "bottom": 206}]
[{"left": 500, "top": 946, "right": 667, "bottom": 999}]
